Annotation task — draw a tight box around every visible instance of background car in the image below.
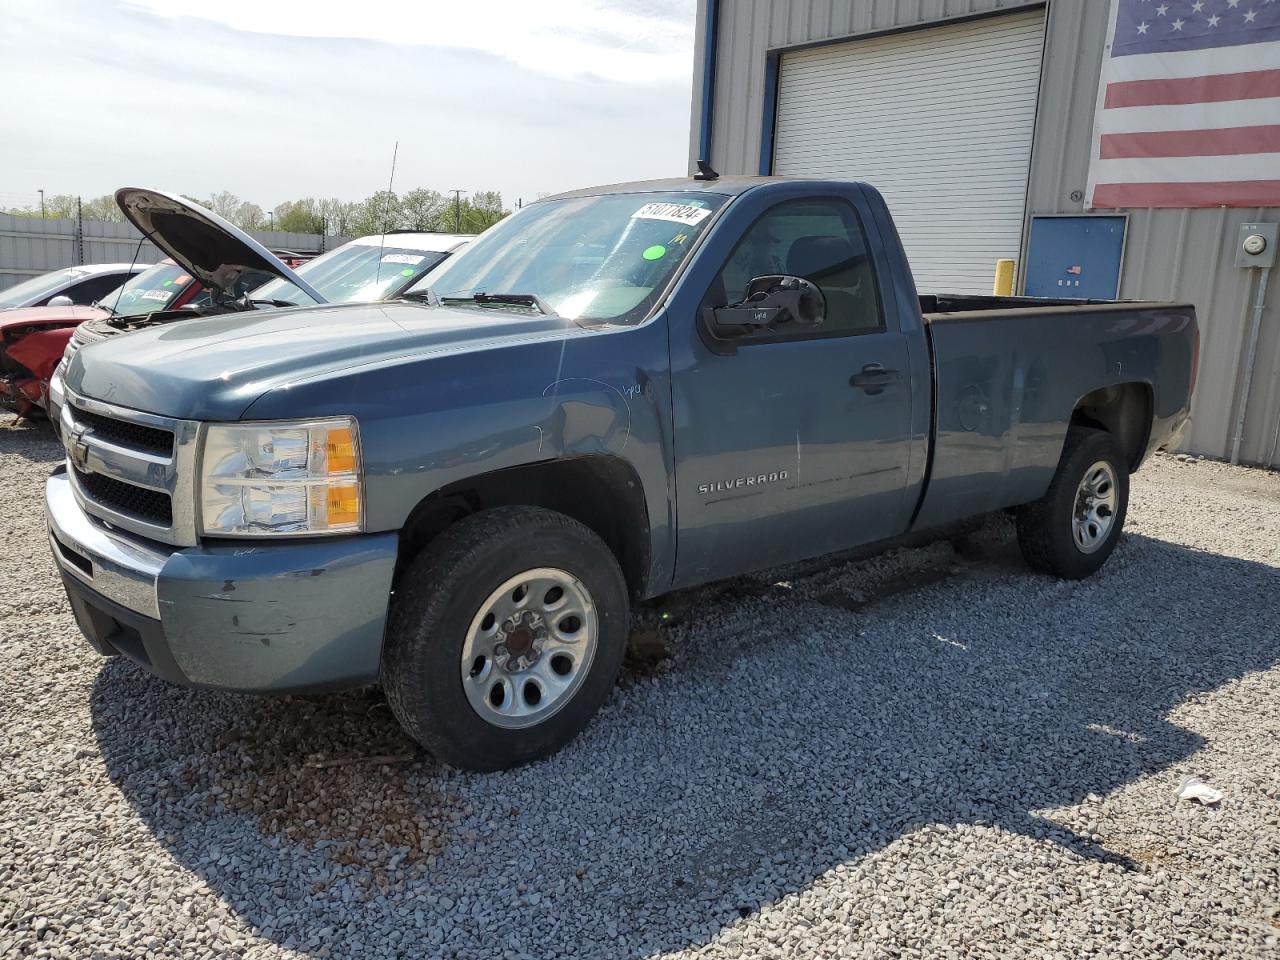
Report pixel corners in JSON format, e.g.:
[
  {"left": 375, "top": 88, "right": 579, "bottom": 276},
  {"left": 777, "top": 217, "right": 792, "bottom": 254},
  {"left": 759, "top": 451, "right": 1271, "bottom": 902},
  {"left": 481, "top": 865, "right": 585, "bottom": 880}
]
[{"left": 0, "top": 263, "right": 147, "bottom": 310}]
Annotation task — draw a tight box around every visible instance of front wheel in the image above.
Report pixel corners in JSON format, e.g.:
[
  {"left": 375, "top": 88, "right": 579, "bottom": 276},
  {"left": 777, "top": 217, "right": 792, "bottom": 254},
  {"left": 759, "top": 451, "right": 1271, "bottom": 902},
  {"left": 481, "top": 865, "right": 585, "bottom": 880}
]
[
  {"left": 1016, "top": 427, "right": 1130, "bottom": 580},
  {"left": 383, "top": 506, "right": 630, "bottom": 771}
]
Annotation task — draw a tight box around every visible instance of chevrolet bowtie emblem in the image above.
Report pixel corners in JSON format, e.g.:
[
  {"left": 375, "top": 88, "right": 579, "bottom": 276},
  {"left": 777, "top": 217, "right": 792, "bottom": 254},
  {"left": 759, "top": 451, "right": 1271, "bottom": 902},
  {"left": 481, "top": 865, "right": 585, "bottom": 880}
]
[{"left": 67, "top": 425, "right": 91, "bottom": 472}]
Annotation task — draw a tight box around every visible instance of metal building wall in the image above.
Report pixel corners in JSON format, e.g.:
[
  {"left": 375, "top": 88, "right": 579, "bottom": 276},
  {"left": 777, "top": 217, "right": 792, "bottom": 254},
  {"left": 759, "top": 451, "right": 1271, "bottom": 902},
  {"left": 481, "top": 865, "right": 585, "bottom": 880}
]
[
  {"left": 689, "top": 0, "right": 1280, "bottom": 466},
  {"left": 1028, "top": 1, "right": 1280, "bottom": 466}
]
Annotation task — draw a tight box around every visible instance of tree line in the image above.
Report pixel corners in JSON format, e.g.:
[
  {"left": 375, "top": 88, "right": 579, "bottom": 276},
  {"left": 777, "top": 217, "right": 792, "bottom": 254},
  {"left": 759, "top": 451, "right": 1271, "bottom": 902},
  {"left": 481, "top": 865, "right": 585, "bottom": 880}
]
[{"left": 4, "top": 188, "right": 511, "bottom": 236}]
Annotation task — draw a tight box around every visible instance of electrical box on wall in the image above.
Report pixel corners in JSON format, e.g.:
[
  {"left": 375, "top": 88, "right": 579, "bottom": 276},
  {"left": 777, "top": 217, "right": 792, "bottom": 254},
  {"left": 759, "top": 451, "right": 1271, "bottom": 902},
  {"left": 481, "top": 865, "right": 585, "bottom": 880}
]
[{"left": 1235, "top": 222, "right": 1278, "bottom": 269}]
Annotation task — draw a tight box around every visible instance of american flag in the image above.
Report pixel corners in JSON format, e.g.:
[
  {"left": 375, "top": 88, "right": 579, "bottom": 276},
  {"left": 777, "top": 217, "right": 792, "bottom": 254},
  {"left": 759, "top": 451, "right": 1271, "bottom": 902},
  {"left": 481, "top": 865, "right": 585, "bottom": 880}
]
[{"left": 1087, "top": 0, "right": 1280, "bottom": 208}]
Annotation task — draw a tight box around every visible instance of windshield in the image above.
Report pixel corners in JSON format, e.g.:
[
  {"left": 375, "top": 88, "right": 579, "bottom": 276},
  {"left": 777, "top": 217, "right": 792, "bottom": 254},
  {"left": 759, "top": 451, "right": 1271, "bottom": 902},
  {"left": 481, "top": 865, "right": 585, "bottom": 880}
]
[
  {"left": 96, "top": 262, "right": 197, "bottom": 317},
  {"left": 0, "top": 268, "right": 87, "bottom": 307},
  {"left": 253, "top": 243, "right": 451, "bottom": 305},
  {"left": 406, "top": 191, "right": 727, "bottom": 323}
]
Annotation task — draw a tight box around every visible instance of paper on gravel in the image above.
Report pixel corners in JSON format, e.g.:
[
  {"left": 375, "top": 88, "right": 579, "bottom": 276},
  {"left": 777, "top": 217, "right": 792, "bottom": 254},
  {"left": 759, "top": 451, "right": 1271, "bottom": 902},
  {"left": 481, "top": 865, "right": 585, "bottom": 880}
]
[{"left": 1176, "top": 776, "right": 1223, "bottom": 806}]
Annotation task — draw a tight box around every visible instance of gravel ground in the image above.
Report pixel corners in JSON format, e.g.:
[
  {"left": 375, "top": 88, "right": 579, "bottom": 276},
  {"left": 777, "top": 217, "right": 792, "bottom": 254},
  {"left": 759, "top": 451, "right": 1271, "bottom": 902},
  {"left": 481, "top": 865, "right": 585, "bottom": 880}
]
[{"left": 1, "top": 418, "right": 1277, "bottom": 959}]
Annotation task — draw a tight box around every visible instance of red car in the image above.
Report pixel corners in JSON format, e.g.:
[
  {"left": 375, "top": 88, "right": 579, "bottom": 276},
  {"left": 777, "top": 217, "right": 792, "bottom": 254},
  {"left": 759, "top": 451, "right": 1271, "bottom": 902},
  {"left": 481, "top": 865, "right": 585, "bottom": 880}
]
[{"left": 0, "top": 259, "right": 235, "bottom": 417}]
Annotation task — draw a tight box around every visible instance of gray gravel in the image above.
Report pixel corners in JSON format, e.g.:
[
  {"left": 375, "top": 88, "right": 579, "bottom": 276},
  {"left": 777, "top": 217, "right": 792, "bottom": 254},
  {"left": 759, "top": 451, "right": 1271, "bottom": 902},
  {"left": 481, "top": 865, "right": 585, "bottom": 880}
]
[{"left": 1, "top": 417, "right": 1277, "bottom": 959}]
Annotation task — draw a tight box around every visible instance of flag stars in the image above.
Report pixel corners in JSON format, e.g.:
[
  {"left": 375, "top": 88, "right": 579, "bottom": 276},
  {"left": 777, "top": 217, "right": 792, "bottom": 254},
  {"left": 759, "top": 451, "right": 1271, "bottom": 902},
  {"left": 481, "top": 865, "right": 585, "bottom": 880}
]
[
  {"left": 1226, "top": 0, "right": 1240, "bottom": 7},
  {"left": 1190, "top": 0, "right": 1204, "bottom": 9},
  {"left": 1155, "top": 3, "right": 1168, "bottom": 14},
  {"left": 1137, "top": 20, "right": 1150, "bottom": 32},
  {"left": 1244, "top": 8, "right": 1258, "bottom": 20},
  {"left": 1171, "top": 16, "right": 1185, "bottom": 29},
  {"left": 1207, "top": 13, "right": 1222, "bottom": 24}
]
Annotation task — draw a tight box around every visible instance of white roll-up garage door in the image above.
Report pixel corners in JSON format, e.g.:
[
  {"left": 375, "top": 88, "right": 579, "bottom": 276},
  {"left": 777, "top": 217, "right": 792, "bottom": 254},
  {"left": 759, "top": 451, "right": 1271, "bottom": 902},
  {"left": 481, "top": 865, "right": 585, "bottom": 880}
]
[{"left": 773, "top": 10, "right": 1046, "bottom": 295}]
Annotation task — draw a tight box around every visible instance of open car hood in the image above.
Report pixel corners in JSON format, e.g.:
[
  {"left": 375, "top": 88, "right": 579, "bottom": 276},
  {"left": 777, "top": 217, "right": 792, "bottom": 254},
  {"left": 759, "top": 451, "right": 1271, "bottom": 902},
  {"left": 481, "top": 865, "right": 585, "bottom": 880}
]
[{"left": 114, "top": 188, "right": 326, "bottom": 305}]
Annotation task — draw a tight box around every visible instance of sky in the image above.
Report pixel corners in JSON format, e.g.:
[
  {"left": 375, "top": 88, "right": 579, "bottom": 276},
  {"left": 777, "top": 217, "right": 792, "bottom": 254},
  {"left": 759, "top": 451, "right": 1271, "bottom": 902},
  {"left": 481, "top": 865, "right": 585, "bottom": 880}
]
[{"left": 0, "top": 0, "right": 697, "bottom": 213}]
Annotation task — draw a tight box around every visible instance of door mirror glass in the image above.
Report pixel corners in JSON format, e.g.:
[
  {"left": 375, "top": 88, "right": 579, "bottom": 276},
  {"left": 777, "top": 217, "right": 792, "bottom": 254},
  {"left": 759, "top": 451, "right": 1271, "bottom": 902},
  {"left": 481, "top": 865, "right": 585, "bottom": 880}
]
[{"left": 46, "top": 295, "right": 74, "bottom": 307}]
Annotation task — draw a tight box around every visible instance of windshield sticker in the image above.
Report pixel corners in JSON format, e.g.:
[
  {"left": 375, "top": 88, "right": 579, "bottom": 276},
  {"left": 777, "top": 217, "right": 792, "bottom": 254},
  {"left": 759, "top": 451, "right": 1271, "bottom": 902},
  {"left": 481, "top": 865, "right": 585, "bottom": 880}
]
[
  {"left": 380, "top": 253, "right": 426, "bottom": 265},
  {"left": 140, "top": 290, "right": 170, "bottom": 302},
  {"left": 173, "top": 275, "right": 189, "bottom": 285},
  {"left": 400, "top": 268, "right": 415, "bottom": 277},
  {"left": 632, "top": 202, "right": 712, "bottom": 226},
  {"left": 642, "top": 244, "right": 667, "bottom": 261}
]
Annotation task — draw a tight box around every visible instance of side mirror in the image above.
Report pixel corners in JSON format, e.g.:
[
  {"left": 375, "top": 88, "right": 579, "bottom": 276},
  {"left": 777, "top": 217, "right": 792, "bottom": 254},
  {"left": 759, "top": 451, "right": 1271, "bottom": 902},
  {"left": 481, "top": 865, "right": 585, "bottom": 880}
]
[
  {"left": 707, "top": 275, "right": 826, "bottom": 333},
  {"left": 47, "top": 295, "right": 74, "bottom": 307}
]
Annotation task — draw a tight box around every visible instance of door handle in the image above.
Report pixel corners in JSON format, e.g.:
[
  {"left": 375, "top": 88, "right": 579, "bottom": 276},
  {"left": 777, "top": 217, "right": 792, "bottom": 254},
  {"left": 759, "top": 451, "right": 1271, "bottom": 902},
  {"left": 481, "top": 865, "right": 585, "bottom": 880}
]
[{"left": 849, "top": 363, "right": 901, "bottom": 393}]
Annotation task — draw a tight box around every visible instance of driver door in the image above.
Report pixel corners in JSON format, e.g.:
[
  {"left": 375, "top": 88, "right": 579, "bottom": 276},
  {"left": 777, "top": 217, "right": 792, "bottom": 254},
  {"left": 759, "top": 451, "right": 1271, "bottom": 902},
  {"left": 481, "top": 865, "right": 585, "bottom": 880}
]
[{"left": 670, "top": 190, "right": 917, "bottom": 587}]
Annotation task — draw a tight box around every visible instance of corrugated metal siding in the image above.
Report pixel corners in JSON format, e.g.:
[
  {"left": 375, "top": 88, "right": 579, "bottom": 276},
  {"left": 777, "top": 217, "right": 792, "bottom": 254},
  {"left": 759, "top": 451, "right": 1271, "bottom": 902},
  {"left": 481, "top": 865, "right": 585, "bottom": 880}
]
[
  {"left": 690, "top": 0, "right": 1280, "bottom": 465},
  {"left": 1027, "top": 0, "right": 1280, "bottom": 466},
  {"left": 772, "top": 10, "right": 1045, "bottom": 293}
]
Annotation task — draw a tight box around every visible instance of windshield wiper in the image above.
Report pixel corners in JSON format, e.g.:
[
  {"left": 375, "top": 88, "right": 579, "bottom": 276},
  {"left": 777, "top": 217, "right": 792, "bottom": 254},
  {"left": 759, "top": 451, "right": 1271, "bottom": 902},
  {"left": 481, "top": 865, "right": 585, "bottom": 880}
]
[{"left": 440, "top": 291, "right": 559, "bottom": 317}]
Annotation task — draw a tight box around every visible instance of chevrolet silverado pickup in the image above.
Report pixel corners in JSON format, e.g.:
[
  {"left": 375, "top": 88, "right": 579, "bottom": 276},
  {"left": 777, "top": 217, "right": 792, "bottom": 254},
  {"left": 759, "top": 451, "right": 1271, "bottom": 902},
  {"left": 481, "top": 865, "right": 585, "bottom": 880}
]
[{"left": 45, "top": 177, "right": 1198, "bottom": 770}]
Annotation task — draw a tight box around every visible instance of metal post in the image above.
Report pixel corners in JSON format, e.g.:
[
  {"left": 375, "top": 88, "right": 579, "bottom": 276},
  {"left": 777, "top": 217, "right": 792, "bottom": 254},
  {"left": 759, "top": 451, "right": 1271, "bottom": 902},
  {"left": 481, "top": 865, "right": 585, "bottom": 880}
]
[
  {"left": 75, "top": 196, "right": 84, "bottom": 265},
  {"left": 38, "top": 189, "right": 45, "bottom": 219},
  {"left": 451, "top": 190, "right": 466, "bottom": 233},
  {"left": 1230, "top": 265, "right": 1271, "bottom": 465}
]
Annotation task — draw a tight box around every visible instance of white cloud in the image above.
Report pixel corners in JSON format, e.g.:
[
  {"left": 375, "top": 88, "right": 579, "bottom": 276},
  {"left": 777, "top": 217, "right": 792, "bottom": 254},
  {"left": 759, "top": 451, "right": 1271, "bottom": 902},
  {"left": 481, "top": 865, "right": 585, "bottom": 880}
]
[
  {"left": 0, "top": 0, "right": 697, "bottom": 211},
  {"left": 123, "top": 0, "right": 694, "bottom": 84}
]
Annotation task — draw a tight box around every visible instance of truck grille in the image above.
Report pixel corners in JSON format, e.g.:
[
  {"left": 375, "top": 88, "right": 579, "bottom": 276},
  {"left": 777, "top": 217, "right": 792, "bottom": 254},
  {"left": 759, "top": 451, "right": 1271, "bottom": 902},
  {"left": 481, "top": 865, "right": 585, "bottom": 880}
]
[
  {"left": 61, "top": 388, "right": 199, "bottom": 546},
  {"left": 74, "top": 407, "right": 174, "bottom": 455},
  {"left": 72, "top": 467, "right": 173, "bottom": 527}
]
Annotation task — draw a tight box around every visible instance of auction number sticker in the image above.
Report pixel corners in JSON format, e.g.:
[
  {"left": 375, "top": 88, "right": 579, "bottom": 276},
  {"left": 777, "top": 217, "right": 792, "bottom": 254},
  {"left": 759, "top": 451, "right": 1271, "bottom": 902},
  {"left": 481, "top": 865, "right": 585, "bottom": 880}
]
[
  {"left": 140, "top": 290, "right": 170, "bottom": 302},
  {"left": 631, "top": 202, "right": 712, "bottom": 226},
  {"left": 380, "top": 253, "right": 426, "bottom": 265}
]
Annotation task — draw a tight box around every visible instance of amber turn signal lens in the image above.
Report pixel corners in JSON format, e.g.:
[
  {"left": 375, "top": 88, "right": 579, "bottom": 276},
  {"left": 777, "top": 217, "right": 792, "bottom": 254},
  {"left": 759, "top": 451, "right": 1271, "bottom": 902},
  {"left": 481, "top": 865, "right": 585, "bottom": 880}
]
[
  {"left": 325, "top": 427, "right": 358, "bottom": 475},
  {"left": 325, "top": 483, "right": 360, "bottom": 527}
]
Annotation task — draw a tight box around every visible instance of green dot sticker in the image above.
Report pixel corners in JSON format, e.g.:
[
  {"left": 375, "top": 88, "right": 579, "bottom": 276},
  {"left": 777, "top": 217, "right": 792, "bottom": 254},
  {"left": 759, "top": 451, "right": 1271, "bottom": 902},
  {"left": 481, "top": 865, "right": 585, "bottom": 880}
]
[
  {"left": 162, "top": 280, "right": 172, "bottom": 286},
  {"left": 400, "top": 268, "right": 415, "bottom": 277},
  {"left": 642, "top": 244, "right": 667, "bottom": 261}
]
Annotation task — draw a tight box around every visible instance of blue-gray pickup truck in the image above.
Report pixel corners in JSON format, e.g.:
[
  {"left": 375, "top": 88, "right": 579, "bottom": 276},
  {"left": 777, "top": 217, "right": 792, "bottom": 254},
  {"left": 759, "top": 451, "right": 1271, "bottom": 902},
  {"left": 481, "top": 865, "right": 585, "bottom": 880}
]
[{"left": 46, "top": 177, "right": 1198, "bottom": 770}]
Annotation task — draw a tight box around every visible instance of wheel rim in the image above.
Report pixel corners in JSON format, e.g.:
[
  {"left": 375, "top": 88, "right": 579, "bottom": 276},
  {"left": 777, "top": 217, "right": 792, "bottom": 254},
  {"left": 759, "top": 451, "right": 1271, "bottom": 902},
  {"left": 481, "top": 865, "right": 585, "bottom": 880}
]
[
  {"left": 1072, "top": 459, "right": 1118, "bottom": 554},
  {"left": 460, "top": 567, "right": 598, "bottom": 730}
]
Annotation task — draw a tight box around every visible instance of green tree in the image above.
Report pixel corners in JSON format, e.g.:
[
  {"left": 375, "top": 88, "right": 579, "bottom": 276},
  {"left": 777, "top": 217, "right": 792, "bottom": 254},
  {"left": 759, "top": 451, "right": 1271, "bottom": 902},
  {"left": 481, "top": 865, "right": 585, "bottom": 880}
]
[
  {"left": 272, "top": 198, "right": 324, "bottom": 234},
  {"left": 234, "top": 202, "right": 265, "bottom": 230},
  {"left": 460, "top": 191, "right": 509, "bottom": 234},
  {"left": 400, "top": 188, "right": 447, "bottom": 231},
  {"left": 205, "top": 190, "right": 241, "bottom": 221},
  {"left": 80, "top": 195, "right": 124, "bottom": 222},
  {"left": 349, "top": 191, "right": 403, "bottom": 237}
]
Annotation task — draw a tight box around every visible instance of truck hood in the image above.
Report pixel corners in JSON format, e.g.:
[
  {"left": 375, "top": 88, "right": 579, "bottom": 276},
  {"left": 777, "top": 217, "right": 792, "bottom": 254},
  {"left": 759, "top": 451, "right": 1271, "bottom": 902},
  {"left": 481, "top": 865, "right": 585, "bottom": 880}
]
[
  {"left": 64, "top": 300, "right": 579, "bottom": 420},
  {"left": 0, "top": 303, "right": 107, "bottom": 334},
  {"left": 115, "top": 187, "right": 326, "bottom": 305}
]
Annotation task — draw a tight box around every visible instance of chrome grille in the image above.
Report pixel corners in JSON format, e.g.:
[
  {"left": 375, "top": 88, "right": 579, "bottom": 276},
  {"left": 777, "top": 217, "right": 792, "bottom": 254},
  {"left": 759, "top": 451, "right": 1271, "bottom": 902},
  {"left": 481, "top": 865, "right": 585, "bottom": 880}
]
[
  {"left": 61, "top": 388, "right": 200, "bottom": 547},
  {"left": 72, "top": 406, "right": 173, "bottom": 455},
  {"left": 72, "top": 466, "right": 173, "bottom": 526}
]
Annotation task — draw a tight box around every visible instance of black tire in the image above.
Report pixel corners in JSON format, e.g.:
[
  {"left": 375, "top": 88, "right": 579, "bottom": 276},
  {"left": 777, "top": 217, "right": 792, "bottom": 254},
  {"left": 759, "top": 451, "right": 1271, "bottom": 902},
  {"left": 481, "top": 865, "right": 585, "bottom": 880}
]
[
  {"left": 1016, "top": 427, "right": 1130, "bottom": 580},
  {"left": 382, "top": 506, "right": 630, "bottom": 771}
]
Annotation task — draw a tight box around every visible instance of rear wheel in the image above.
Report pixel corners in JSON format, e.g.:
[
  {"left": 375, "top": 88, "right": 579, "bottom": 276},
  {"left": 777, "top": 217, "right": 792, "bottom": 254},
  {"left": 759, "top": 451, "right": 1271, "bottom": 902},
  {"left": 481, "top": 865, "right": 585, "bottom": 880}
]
[
  {"left": 383, "top": 506, "right": 629, "bottom": 771},
  {"left": 1016, "top": 427, "right": 1129, "bottom": 580}
]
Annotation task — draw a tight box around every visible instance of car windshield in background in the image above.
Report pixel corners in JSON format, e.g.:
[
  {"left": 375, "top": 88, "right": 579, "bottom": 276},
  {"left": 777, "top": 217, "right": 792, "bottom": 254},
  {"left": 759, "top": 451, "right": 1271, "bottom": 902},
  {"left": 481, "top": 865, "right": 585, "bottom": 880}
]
[
  {"left": 96, "top": 263, "right": 196, "bottom": 317},
  {"left": 253, "top": 245, "right": 450, "bottom": 305},
  {"left": 0, "top": 268, "right": 87, "bottom": 307},
  {"left": 406, "top": 192, "right": 728, "bottom": 323}
]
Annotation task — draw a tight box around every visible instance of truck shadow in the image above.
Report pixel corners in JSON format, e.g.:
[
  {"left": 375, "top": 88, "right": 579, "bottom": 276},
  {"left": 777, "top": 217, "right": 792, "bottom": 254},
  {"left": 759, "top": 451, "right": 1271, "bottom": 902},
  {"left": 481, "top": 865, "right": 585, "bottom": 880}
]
[{"left": 89, "top": 524, "right": 1280, "bottom": 958}]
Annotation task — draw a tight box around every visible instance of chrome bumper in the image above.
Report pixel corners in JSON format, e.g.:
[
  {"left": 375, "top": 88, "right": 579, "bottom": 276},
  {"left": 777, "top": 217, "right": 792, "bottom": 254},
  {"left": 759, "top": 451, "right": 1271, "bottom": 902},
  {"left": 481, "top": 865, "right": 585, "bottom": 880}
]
[
  {"left": 47, "top": 469, "right": 169, "bottom": 618},
  {"left": 46, "top": 468, "right": 400, "bottom": 693}
]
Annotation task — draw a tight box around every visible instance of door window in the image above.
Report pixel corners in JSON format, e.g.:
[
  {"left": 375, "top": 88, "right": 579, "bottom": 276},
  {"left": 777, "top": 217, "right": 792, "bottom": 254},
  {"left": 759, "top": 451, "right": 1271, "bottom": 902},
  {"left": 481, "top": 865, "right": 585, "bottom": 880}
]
[{"left": 709, "top": 198, "right": 883, "bottom": 337}]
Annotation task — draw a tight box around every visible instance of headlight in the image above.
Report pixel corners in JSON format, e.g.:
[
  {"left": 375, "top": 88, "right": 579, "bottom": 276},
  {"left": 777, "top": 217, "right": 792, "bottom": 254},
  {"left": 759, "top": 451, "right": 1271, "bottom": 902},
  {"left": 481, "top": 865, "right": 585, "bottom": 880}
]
[{"left": 199, "top": 418, "right": 363, "bottom": 537}]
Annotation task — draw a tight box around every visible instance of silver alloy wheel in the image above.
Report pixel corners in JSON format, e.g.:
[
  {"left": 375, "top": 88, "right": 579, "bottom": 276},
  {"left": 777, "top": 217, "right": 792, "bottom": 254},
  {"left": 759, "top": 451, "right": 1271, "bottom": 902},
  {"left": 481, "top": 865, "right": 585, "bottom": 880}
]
[
  {"left": 1072, "top": 460, "right": 1118, "bottom": 554},
  {"left": 460, "top": 567, "right": 598, "bottom": 729}
]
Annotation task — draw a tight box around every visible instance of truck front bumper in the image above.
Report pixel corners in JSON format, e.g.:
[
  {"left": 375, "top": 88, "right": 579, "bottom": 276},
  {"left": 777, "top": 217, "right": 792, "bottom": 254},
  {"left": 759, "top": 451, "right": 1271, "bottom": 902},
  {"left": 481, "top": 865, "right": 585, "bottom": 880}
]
[{"left": 46, "top": 469, "right": 399, "bottom": 693}]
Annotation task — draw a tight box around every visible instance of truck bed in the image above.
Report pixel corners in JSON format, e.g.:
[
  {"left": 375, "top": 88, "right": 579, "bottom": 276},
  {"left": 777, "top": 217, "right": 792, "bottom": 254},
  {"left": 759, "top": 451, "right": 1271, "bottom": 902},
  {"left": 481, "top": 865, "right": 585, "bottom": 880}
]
[{"left": 910, "top": 298, "right": 1198, "bottom": 532}]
